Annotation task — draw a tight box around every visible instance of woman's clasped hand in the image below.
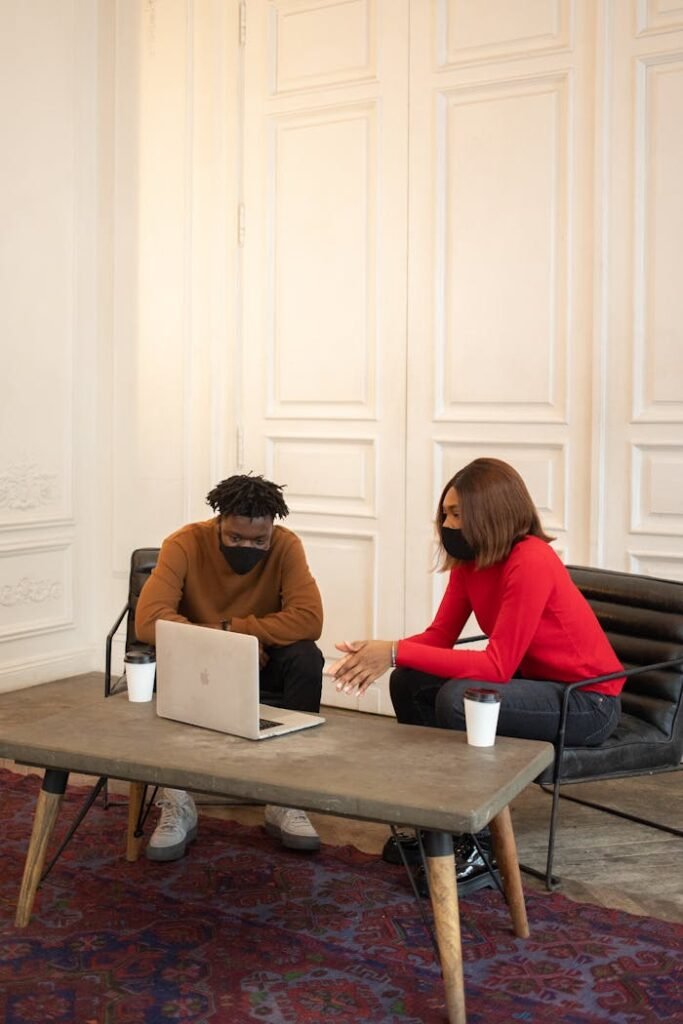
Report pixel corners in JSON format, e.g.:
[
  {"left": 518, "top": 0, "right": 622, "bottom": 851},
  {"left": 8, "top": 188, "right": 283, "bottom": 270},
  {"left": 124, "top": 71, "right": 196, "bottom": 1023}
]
[{"left": 330, "top": 639, "right": 394, "bottom": 695}]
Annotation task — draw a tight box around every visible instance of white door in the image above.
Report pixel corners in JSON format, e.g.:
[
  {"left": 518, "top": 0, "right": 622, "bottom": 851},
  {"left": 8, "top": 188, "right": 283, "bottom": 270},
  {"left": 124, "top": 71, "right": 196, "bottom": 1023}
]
[
  {"left": 240, "top": 0, "right": 409, "bottom": 713},
  {"left": 405, "top": 0, "right": 599, "bottom": 631}
]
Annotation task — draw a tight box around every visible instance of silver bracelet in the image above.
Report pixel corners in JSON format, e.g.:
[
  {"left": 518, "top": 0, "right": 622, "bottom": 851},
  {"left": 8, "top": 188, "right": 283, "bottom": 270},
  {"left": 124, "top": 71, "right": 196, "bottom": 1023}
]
[{"left": 390, "top": 641, "right": 397, "bottom": 668}]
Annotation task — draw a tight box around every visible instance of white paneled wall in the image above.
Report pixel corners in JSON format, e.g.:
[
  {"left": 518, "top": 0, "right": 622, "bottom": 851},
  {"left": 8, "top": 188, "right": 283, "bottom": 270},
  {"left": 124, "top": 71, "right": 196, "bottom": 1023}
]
[
  {"left": 241, "top": 0, "right": 409, "bottom": 713},
  {"left": 0, "top": 0, "right": 101, "bottom": 690},
  {"left": 404, "top": 0, "right": 598, "bottom": 636},
  {"left": 599, "top": 0, "right": 683, "bottom": 578},
  {"left": 0, "top": 0, "right": 681, "bottom": 697}
]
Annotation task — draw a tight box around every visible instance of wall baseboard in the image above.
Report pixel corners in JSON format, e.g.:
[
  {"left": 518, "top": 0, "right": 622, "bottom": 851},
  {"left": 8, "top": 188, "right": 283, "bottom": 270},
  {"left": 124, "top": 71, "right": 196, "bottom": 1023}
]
[{"left": 0, "top": 648, "right": 100, "bottom": 693}]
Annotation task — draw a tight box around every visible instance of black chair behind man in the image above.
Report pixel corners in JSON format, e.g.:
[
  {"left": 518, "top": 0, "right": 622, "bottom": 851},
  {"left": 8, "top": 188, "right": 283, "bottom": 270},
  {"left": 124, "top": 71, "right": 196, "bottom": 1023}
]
[
  {"left": 42, "top": 548, "right": 162, "bottom": 877},
  {"left": 105, "top": 547, "right": 160, "bottom": 697}
]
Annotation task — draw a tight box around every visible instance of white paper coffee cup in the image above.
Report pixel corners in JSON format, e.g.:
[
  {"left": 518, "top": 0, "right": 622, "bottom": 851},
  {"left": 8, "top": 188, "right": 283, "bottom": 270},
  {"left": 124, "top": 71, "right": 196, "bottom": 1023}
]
[
  {"left": 124, "top": 651, "right": 156, "bottom": 702},
  {"left": 463, "top": 688, "right": 502, "bottom": 747}
]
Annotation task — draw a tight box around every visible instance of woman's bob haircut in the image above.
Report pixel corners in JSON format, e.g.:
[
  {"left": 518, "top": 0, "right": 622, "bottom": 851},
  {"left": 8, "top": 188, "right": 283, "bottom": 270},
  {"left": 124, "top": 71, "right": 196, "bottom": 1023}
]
[{"left": 436, "top": 457, "right": 554, "bottom": 570}]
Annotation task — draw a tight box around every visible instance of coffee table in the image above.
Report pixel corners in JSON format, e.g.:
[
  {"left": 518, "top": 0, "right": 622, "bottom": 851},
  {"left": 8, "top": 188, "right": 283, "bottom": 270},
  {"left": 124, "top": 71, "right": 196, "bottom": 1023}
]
[{"left": 0, "top": 674, "right": 553, "bottom": 1024}]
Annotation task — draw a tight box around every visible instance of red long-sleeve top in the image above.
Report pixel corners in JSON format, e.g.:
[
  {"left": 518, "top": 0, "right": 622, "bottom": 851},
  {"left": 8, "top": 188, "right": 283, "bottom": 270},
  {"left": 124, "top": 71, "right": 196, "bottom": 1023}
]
[{"left": 396, "top": 537, "right": 625, "bottom": 696}]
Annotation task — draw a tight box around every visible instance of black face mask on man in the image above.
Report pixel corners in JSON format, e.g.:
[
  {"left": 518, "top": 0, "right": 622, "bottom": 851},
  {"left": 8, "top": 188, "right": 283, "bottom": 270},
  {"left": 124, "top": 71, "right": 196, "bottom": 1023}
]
[
  {"left": 441, "top": 527, "right": 476, "bottom": 562},
  {"left": 220, "top": 542, "right": 268, "bottom": 575}
]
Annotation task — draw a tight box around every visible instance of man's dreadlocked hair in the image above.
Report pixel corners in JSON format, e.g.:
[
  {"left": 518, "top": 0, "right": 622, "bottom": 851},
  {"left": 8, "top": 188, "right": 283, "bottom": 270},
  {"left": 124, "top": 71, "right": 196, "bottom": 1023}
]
[{"left": 206, "top": 474, "right": 289, "bottom": 521}]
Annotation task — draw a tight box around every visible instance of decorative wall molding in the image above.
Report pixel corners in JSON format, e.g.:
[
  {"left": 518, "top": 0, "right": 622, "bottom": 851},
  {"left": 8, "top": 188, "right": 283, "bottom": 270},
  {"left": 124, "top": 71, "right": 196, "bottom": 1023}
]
[
  {"left": 267, "top": 102, "right": 377, "bottom": 419},
  {"left": 630, "top": 550, "right": 683, "bottom": 581},
  {"left": 631, "top": 443, "right": 683, "bottom": 534},
  {"left": 0, "top": 577, "right": 62, "bottom": 607},
  {"left": 434, "top": 439, "right": 567, "bottom": 530},
  {"left": 271, "top": 0, "right": 376, "bottom": 94},
  {"left": 0, "top": 461, "right": 60, "bottom": 514},
  {"left": 265, "top": 435, "right": 376, "bottom": 516},
  {"left": 636, "top": 0, "right": 683, "bottom": 36},
  {"left": 0, "top": 540, "right": 73, "bottom": 641},
  {"left": 436, "top": 0, "right": 571, "bottom": 69},
  {"left": 435, "top": 73, "right": 569, "bottom": 423}
]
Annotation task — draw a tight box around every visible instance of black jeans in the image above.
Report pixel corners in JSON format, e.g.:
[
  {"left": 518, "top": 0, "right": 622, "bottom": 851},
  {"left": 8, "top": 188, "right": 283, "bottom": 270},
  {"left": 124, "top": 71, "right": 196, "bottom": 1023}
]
[
  {"left": 259, "top": 640, "right": 323, "bottom": 713},
  {"left": 390, "top": 667, "right": 621, "bottom": 747}
]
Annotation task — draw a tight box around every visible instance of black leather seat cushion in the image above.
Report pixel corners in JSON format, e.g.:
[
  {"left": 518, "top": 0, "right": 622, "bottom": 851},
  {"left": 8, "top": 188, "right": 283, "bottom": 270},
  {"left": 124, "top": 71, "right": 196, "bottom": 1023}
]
[{"left": 537, "top": 713, "right": 680, "bottom": 783}]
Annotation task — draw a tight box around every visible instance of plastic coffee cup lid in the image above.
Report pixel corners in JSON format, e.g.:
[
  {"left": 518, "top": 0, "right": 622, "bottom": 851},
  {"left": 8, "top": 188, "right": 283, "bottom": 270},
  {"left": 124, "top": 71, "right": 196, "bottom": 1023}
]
[
  {"left": 463, "top": 687, "right": 501, "bottom": 703},
  {"left": 124, "top": 649, "right": 155, "bottom": 664}
]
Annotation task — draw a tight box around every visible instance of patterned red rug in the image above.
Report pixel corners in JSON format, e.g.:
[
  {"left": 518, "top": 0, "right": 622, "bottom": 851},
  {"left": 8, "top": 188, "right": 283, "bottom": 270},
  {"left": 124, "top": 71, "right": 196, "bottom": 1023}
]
[{"left": 0, "top": 769, "right": 680, "bottom": 1024}]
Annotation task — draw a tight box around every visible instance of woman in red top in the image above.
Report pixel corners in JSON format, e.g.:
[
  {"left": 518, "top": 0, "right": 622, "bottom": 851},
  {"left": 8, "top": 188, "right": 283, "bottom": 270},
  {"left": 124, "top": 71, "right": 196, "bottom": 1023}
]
[
  {"left": 331, "top": 458, "right": 624, "bottom": 892},
  {"left": 332, "top": 457, "right": 623, "bottom": 748}
]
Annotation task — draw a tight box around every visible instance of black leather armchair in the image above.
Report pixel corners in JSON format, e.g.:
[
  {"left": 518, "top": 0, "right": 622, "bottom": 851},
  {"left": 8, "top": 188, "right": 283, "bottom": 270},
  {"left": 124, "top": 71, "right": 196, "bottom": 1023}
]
[{"left": 531, "top": 565, "right": 683, "bottom": 889}]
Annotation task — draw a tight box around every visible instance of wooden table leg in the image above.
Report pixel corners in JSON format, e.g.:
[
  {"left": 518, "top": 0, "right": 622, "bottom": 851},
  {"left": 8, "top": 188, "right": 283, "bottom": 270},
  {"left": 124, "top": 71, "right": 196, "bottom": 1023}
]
[
  {"left": 126, "top": 781, "right": 147, "bottom": 862},
  {"left": 15, "top": 769, "right": 68, "bottom": 928},
  {"left": 424, "top": 830, "right": 466, "bottom": 1024},
  {"left": 489, "top": 804, "right": 529, "bottom": 938}
]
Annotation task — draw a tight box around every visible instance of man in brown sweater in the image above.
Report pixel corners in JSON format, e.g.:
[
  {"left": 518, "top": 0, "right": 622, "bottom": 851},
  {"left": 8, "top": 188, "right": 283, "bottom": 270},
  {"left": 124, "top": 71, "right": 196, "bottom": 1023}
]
[{"left": 135, "top": 473, "right": 324, "bottom": 861}]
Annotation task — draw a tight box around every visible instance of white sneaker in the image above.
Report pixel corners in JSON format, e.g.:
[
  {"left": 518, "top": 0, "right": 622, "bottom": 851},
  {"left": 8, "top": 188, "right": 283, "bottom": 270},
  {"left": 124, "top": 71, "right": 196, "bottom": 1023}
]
[
  {"left": 264, "top": 805, "right": 320, "bottom": 851},
  {"left": 146, "top": 788, "right": 198, "bottom": 861}
]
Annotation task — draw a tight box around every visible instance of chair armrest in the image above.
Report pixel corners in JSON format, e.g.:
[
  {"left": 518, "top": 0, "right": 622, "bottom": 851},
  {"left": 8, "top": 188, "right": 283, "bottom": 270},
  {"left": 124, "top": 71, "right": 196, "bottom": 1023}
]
[
  {"left": 553, "top": 655, "right": 683, "bottom": 779},
  {"left": 104, "top": 602, "right": 130, "bottom": 698},
  {"left": 430, "top": 636, "right": 682, "bottom": 775}
]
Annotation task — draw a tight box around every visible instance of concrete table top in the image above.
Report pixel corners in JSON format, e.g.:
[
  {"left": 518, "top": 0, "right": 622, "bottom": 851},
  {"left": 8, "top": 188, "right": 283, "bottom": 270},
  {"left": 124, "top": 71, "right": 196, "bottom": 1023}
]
[{"left": 0, "top": 673, "right": 553, "bottom": 834}]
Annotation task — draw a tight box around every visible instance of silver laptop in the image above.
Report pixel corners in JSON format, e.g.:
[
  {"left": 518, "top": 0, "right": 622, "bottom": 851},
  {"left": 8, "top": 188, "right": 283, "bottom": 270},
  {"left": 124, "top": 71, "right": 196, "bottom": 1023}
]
[{"left": 155, "top": 619, "right": 325, "bottom": 740}]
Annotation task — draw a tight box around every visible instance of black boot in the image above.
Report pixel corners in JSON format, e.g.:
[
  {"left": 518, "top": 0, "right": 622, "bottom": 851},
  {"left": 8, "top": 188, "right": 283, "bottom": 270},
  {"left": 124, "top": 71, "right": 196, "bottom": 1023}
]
[
  {"left": 382, "top": 829, "right": 464, "bottom": 867},
  {"left": 453, "top": 833, "right": 500, "bottom": 896},
  {"left": 410, "top": 832, "right": 500, "bottom": 898},
  {"left": 382, "top": 830, "right": 423, "bottom": 866}
]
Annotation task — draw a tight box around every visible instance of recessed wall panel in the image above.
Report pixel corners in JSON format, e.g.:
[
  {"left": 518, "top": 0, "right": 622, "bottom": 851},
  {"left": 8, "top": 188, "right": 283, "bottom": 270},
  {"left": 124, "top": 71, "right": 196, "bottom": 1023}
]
[
  {"left": 296, "top": 529, "right": 375, "bottom": 659},
  {"left": 438, "top": 77, "right": 567, "bottom": 421},
  {"left": 635, "top": 57, "right": 683, "bottom": 420},
  {"left": 439, "top": 0, "right": 569, "bottom": 66},
  {"left": 267, "top": 438, "right": 375, "bottom": 515},
  {"left": 632, "top": 445, "right": 683, "bottom": 533},
  {"left": 630, "top": 551, "right": 683, "bottom": 580},
  {"left": 273, "top": 0, "right": 376, "bottom": 93},
  {"left": 436, "top": 441, "right": 566, "bottom": 530},
  {"left": 0, "top": 0, "right": 75, "bottom": 527},
  {"left": 637, "top": 0, "right": 683, "bottom": 33},
  {"left": 270, "top": 106, "right": 375, "bottom": 417},
  {"left": 0, "top": 542, "right": 72, "bottom": 639}
]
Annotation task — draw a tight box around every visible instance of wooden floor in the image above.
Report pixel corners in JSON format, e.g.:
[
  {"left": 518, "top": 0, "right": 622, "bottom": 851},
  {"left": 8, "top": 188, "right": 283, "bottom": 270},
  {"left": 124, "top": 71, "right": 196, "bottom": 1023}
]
[{"left": 3, "top": 759, "right": 681, "bottom": 925}]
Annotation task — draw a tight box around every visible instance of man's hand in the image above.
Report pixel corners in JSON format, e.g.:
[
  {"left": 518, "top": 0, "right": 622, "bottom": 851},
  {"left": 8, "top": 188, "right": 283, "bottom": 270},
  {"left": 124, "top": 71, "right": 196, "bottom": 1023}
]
[
  {"left": 259, "top": 642, "right": 270, "bottom": 669},
  {"left": 212, "top": 623, "right": 269, "bottom": 668},
  {"left": 329, "top": 639, "right": 394, "bottom": 696}
]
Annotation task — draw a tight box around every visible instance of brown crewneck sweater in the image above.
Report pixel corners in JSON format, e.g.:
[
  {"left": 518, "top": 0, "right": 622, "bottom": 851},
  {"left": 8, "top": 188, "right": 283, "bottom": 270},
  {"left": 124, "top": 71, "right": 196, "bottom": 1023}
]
[{"left": 135, "top": 518, "right": 323, "bottom": 647}]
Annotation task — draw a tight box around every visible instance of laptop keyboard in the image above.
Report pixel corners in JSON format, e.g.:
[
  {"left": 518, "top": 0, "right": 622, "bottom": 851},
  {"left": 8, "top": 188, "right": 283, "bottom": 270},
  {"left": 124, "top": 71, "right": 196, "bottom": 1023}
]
[{"left": 259, "top": 717, "right": 281, "bottom": 730}]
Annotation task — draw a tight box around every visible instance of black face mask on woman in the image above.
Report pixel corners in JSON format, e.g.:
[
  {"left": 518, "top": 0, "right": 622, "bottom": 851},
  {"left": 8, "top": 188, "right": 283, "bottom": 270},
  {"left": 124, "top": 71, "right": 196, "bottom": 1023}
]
[
  {"left": 441, "top": 527, "right": 476, "bottom": 562},
  {"left": 220, "top": 542, "right": 268, "bottom": 575}
]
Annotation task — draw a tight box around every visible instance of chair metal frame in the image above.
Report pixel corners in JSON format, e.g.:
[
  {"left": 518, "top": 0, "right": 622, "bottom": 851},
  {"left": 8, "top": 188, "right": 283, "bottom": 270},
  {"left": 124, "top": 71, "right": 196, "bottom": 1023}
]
[
  {"left": 40, "top": 549, "right": 161, "bottom": 882},
  {"left": 529, "top": 656, "right": 683, "bottom": 890}
]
